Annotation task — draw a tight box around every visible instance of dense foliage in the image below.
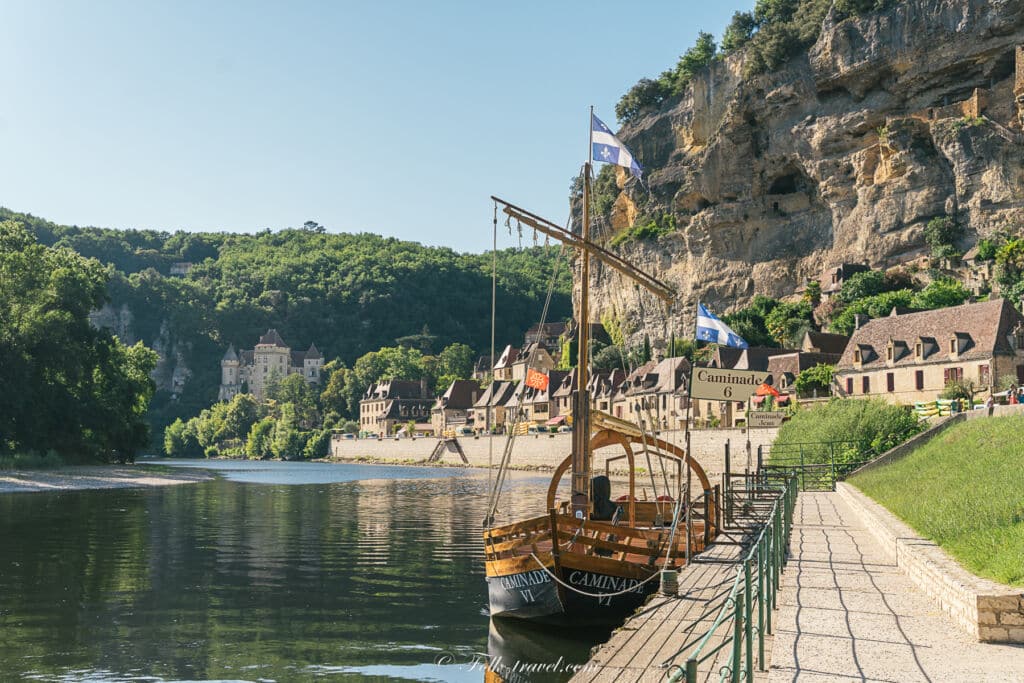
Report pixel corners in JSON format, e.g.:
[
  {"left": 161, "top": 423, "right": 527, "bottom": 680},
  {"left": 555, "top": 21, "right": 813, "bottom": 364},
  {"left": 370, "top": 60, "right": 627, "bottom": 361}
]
[
  {"left": 0, "top": 221, "right": 158, "bottom": 463},
  {"left": 1, "top": 208, "right": 571, "bottom": 447},
  {"left": 772, "top": 397, "right": 922, "bottom": 463}
]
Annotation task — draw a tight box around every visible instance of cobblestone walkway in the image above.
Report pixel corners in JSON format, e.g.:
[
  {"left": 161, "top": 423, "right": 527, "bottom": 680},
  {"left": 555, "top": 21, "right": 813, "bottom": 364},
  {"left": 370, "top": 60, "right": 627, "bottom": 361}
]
[{"left": 767, "top": 493, "right": 1023, "bottom": 683}]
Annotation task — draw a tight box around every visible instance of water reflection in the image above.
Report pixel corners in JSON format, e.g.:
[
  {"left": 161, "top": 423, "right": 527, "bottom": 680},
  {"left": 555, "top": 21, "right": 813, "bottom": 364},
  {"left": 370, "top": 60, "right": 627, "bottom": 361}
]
[{"left": 0, "top": 463, "right": 602, "bottom": 682}]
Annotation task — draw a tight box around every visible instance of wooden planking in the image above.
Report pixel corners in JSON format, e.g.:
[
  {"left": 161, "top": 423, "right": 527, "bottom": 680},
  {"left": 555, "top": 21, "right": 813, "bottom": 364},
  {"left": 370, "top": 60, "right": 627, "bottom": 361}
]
[{"left": 571, "top": 522, "right": 762, "bottom": 683}]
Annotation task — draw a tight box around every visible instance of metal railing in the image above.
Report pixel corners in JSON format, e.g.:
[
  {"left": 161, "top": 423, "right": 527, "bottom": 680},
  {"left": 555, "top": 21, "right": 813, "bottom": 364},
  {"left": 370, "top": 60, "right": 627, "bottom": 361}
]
[
  {"left": 758, "top": 441, "right": 874, "bottom": 491},
  {"left": 666, "top": 473, "right": 798, "bottom": 683}
]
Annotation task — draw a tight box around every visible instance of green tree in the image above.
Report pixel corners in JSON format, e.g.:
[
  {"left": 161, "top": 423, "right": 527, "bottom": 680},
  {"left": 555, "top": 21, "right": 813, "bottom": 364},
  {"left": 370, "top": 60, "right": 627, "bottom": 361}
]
[
  {"left": 837, "top": 270, "right": 887, "bottom": 303},
  {"left": 764, "top": 300, "right": 813, "bottom": 347},
  {"left": 830, "top": 290, "right": 915, "bottom": 335},
  {"left": 995, "top": 238, "right": 1024, "bottom": 287},
  {"left": 272, "top": 403, "right": 305, "bottom": 460},
  {"left": 923, "top": 216, "right": 962, "bottom": 258},
  {"left": 793, "top": 364, "right": 835, "bottom": 395},
  {"left": 975, "top": 238, "right": 998, "bottom": 262},
  {"left": 722, "top": 295, "right": 780, "bottom": 347},
  {"left": 246, "top": 417, "right": 276, "bottom": 460},
  {"left": 593, "top": 344, "right": 626, "bottom": 371},
  {"left": 436, "top": 342, "right": 475, "bottom": 388},
  {"left": 268, "top": 373, "right": 319, "bottom": 427},
  {"left": 722, "top": 11, "right": 757, "bottom": 52},
  {"left": 221, "top": 393, "right": 261, "bottom": 441},
  {"left": 910, "top": 278, "right": 969, "bottom": 310}
]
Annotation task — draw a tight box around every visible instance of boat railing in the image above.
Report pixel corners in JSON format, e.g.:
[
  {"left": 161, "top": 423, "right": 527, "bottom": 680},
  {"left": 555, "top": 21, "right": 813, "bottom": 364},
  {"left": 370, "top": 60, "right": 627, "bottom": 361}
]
[{"left": 664, "top": 473, "right": 798, "bottom": 683}]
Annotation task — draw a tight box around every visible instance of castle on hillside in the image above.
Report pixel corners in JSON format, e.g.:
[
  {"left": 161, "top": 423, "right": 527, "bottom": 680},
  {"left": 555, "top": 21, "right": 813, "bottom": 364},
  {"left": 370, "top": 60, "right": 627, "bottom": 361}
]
[{"left": 219, "top": 329, "right": 324, "bottom": 401}]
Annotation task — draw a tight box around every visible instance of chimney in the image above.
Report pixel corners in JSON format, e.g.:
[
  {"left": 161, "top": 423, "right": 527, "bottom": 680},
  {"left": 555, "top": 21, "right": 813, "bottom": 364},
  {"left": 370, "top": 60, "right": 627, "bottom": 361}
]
[
  {"left": 420, "top": 377, "right": 428, "bottom": 398},
  {"left": 854, "top": 314, "right": 870, "bottom": 330}
]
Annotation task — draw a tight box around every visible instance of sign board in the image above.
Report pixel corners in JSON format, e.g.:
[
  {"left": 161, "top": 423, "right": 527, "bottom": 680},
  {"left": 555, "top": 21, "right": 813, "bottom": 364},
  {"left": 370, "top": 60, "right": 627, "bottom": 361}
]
[
  {"left": 748, "top": 411, "right": 786, "bottom": 428},
  {"left": 690, "top": 368, "right": 768, "bottom": 401}
]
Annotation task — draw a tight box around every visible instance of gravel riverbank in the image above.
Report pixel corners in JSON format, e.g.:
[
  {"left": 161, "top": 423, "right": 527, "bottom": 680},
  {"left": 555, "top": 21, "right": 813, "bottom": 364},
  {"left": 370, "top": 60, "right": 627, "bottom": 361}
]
[{"left": 0, "top": 465, "right": 215, "bottom": 494}]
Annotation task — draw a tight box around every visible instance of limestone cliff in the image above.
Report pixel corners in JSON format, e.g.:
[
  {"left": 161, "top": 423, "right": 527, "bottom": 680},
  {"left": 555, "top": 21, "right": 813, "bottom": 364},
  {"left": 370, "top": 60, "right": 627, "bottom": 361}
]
[{"left": 577, "top": 0, "right": 1024, "bottom": 350}]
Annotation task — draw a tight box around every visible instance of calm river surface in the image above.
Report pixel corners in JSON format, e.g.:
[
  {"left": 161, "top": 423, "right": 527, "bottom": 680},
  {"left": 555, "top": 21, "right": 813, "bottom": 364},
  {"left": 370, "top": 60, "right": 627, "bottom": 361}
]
[{"left": 0, "top": 460, "right": 609, "bottom": 682}]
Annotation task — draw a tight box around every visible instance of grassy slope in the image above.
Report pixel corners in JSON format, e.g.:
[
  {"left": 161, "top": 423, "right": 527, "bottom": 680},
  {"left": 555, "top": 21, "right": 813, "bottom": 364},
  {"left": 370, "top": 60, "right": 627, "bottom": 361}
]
[{"left": 848, "top": 416, "right": 1024, "bottom": 586}]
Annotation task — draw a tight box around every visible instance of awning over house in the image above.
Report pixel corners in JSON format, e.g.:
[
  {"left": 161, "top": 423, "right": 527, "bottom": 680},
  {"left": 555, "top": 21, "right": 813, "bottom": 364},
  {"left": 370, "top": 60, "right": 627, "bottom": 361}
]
[{"left": 545, "top": 415, "right": 566, "bottom": 426}]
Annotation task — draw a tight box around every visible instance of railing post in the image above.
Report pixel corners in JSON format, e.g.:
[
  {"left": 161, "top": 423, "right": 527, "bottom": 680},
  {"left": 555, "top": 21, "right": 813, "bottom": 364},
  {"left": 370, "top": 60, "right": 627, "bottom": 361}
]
[
  {"left": 765, "top": 531, "right": 774, "bottom": 635},
  {"left": 830, "top": 442, "right": 837, "bottom": 491},
  {"left": 744, "top": 560, "right": 754, "bottom": 683},
  {"left": 703, "top": 489, "right": 712, "bottom": 547},
  {"left": 685, "top": 658, "right": 697, "bottom": 683},
  {"left": 799, "top": 443, "right": 805, "bottom": 492},
  {"left": 724, "top": 440, "right": 732, "bottom": 527},
  {"left": 714, "top": 484, "right": 722, "bottom": 536},
  {"left": 732, "top": 591, "right": 743, "bottom": 683},
  {"left": 757, "top": 537, "right": 765, "bottom": 668}
]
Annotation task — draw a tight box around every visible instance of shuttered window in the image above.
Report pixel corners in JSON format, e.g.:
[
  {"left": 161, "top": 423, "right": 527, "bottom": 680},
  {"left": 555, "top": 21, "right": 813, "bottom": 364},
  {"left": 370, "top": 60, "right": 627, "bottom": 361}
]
[
  {"left": 862, "top": 376, "right": 870, "bottom": 394},
  {"left": 915, "top": 370, "right": 924, "bottom": 391},
  {"left": 846, "top": 378, "right": 854, "bottom": 395},
  {"left": 886, "top": 373, "right": 895, "bottom": 392}
]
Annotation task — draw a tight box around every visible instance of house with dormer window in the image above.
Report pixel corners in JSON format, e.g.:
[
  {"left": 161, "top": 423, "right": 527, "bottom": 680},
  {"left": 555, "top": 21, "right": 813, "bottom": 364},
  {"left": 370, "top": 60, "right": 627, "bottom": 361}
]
[{"left": 834, "top": 298, "right": 1024, "bottom": 404}]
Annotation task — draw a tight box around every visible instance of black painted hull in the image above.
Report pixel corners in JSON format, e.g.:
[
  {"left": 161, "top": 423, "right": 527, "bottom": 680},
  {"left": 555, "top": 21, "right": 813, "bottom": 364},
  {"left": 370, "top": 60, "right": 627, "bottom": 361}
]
[{"left": 487, "top": 564, "right": 657, "bottom": 625}]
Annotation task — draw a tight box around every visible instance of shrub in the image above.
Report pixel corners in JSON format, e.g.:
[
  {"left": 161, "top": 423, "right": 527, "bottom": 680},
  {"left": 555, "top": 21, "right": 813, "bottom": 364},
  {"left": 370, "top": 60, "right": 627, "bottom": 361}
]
[
  {"left": 975, "top": 238, "right": 997, "bottom": 262},
  {"left": 910, "top": 277, "right": 969, "bottom": 310},
  {"left": 923, "top": 216, "right": 962, "bottom": 258},
  {"left": 772, "top": 398, "right": 922, "bottom": 465}
]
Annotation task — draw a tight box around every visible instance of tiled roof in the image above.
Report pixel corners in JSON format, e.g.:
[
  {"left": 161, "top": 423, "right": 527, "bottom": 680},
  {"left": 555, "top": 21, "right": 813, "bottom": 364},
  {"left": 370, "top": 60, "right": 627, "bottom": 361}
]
[
  {"left": 493, "top": 344, "right": 520, "bottom": 369},
  {"left": 766, "top": 352, "right": 842, "bottom": 380},
  {"left": 835, "top": 298, "right": 1024, "bottom": 372},
  {"left": 473, "top": 381, "right": 517, "bottom": 408},
  {"left": 290, "top": 350, "right": 306, "bottom": 366},
  {"left": 436, "top": 379, "right": 481, "bottom": 410},
  {"left": 305, "top": 343, "right": 323, "bottom": 360},
  {"left": 803, "top": 331, "right": 849, "bottom": 355},
  {"left": 222, "top": 345, "right": 238, "bottom": 362},
  {"left": 258, "top": 328, "right": 288, "bottom": 348},
  {"left": 363, "top": 380, "right": 426, "bottom": 401}
]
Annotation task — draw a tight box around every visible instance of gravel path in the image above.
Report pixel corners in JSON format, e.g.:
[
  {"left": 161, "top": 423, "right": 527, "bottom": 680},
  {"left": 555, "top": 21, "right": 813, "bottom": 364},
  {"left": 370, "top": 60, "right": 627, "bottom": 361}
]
[
  {"left": 767, "top": 493, "right": 1023, "bottom": 682},
  {"left": 0, "top": 465, "right": 214, "bottom": 494}
]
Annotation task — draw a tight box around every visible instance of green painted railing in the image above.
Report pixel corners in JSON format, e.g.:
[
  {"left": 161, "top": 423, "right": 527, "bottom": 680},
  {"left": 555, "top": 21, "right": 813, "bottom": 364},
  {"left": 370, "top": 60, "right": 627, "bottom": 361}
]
[{"left": 665, "top": 473, "right": 798, "bottom": 683}]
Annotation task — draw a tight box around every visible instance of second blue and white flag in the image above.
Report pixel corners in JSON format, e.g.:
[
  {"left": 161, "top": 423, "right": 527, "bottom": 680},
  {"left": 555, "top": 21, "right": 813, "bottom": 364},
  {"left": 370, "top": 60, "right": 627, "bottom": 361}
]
[
  {"left": 591, "top": 113, "right": 643, "bottom": 179},
  {"left": 696, "top": 302, "right": 748, "bottom": 349}
]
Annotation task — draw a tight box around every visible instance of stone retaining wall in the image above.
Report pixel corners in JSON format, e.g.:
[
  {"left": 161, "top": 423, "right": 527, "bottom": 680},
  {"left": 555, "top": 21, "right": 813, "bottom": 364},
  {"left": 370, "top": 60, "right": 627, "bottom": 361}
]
[
  {"left": 837, "top": 483, "right": 1024, "bottom": 643},
  {"left": 330, "top": 427, "right": 777, "bottom": 485}
]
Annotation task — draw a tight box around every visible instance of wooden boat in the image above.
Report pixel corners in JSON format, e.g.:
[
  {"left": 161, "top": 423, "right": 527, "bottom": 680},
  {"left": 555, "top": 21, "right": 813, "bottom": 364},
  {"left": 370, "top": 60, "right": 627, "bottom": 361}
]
[{"left": 482, "top": 128, "right": 719, "bottom": 625}]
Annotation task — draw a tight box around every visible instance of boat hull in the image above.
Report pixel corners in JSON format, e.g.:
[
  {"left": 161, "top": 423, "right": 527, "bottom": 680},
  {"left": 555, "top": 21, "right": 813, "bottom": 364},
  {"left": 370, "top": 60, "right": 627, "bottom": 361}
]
[{"left": 487, "top": 562, "right": 657, "bottom": 625}]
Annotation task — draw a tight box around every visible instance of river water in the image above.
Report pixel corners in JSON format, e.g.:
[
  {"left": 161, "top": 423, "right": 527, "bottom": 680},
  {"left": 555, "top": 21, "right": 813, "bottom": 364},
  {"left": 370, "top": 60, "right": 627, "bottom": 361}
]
[{"left": 0, "top": 460, "right": 609, "bottom": 682}]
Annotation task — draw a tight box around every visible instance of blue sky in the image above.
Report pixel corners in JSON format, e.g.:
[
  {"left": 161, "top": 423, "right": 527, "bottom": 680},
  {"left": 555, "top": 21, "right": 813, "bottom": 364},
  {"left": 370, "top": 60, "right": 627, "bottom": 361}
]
[{"left": 2, "top": 1, "right": 741, "bottom": 253}]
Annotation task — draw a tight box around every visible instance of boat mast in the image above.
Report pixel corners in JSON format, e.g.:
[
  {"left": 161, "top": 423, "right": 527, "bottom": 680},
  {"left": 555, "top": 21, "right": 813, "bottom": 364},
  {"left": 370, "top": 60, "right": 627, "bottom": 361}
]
[{"left": 571, "top": 106, "right": 594, "bottom": 519}]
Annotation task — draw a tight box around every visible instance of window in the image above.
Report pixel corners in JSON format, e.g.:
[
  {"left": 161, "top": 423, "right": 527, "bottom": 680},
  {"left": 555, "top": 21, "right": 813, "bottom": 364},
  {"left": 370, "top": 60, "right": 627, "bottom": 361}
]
[
  {"left": 979, "top": 364, "right": 990, "bottom": 386},
  {"left": 914, "top": 342, "right": 922, "bottom": 359},
  {"left": 1016, "top": 329, "right": 1024, "bottom": 349},
  {"left": 846, "top": 378, "right": 854, "bottom": 395},
  {"left": 949, "top": 337, "right": 956, "bottom": 354},
  {"left": 943, "top": 367, "right": 963, "bottom": 384},
  {"left": 853, "top": 348, "right": 862, "bottom": 363},
  {"left": 886, "top": 373, "right": 895, "bottom": 392},
  {"left": 886, "top": 345, "right": 893, "bottom": 362},
  {"left": 915, "top": 370, "right": 924, "bottom": 391},
  {"left": 862, "top": 376, "right": 870, "bottom": 394}
]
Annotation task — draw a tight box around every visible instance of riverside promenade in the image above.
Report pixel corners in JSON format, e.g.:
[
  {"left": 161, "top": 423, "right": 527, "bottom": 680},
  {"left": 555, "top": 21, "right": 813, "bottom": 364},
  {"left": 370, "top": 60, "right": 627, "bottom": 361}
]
[{"left": 767, "top": 492, "right": 1023, "bottom": 682}]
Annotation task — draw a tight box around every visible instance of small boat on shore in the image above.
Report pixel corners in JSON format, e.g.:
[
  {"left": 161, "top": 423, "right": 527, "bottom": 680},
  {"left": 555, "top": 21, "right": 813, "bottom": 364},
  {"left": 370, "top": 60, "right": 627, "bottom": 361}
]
[{"left": 481, "top": 114, "right": 719, "bottom": 625}]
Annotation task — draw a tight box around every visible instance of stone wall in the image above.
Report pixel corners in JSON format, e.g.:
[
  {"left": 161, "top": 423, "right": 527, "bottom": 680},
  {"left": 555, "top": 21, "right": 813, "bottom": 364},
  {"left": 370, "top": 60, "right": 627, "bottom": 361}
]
[
  {"left": 330, "top": 427, "right": 777, "bottom": 489},
  {"left": 838, "top": 483, "right": 1024, "bottom": 642}
]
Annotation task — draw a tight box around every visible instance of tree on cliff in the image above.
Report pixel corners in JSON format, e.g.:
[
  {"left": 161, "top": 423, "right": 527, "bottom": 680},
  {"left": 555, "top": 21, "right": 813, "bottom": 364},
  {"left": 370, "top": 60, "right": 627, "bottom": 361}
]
[{"left": 0, "top": 221, "right": 158, "bottom": 463}]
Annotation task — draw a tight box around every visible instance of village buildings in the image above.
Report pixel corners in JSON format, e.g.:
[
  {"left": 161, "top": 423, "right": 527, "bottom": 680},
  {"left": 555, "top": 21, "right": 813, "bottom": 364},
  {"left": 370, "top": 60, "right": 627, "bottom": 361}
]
[
  {"left": 359, "top": 380, "right": 434, "bottom": 437},
  {"left": 834, "top": 298, "right": 1024, "bottom": 404},
  {"left": 431, "top": 379, "right": 482, "bottom": 436},
  {"left": 219, "top": 329, "right": 323, "bottom": 401}
]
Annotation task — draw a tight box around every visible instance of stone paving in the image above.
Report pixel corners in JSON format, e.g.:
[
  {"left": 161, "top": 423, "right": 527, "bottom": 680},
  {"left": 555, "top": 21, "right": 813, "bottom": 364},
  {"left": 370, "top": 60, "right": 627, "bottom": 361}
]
[{"left": 767, "top": 493, "right": 1024, "bottom": 683}]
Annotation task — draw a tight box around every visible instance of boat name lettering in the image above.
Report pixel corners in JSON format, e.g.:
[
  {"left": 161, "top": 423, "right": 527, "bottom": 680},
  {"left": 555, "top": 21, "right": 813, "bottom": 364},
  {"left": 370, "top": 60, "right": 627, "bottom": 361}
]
[
  {"left": 497, "top": 570, "right": 550, "bottom": 590},
  {"left": 568, "top": 570, "right": 643, "bottom": 594}
]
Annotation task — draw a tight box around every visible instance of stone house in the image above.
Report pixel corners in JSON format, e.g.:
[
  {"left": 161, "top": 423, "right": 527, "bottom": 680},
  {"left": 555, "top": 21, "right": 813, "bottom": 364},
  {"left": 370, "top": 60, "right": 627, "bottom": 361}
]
[
  {"left": 219, "top": 329, "right": 323, "bottom": 401},
  {"left": 765, "top": 332, "right": 848, "bottom": 396},
  {"left": 359, "top": 379, "right": 433, "bottom": 437},
  {"left": 834, "top": 298, "right": 1024, "bottom": 405},
  {"left": 471, "top": 380, "right": 517, "bottom": 433},
  {"left": 960, "top": 245, "right": 996, "bottom": 295},
  {"left": 611, "top": 357, "right": 691, "bottom": 430},
  {"left": 524, "top": 321, "right": 567, "bottom": 349},
  {"left": 431, "top": 379, "right": 482, "bottom": 436},
  {"left": 492, "top": 345, "right": 519, "bottom": 381},
  {"left": 519, "top": 370, "right": 568, "bottom": 427},
  {"left": 509, "top": 342, "right": 556, "bottom": 382},
  {"left": 820, "top": 263, "right": 871, "bottom": 300}
]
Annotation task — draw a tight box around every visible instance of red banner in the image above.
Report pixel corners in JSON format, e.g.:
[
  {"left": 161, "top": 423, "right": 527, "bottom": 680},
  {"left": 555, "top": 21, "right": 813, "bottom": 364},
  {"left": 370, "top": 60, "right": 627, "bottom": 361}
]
[{"left": 525, "top": 368, "right": 549, "bottom": 391}]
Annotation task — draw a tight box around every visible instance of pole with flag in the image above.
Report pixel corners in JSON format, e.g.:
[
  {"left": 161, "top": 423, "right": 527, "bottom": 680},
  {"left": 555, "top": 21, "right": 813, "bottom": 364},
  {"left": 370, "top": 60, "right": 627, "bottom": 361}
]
[
  {"left": 695, "top": 302, "right": 749, "bottom": 349},
  {"left": 591, "top": 113, "right": 643, "bottom": 180}
]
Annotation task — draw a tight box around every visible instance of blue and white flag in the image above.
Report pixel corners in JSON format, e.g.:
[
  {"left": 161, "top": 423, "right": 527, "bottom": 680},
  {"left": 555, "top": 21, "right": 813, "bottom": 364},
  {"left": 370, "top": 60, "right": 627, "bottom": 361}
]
[
  {"left": 591, "top": 113, "right": 643, "bottom": 179},
  {"left": 696, "top": 302, "right": 748, "bottom": 349}
]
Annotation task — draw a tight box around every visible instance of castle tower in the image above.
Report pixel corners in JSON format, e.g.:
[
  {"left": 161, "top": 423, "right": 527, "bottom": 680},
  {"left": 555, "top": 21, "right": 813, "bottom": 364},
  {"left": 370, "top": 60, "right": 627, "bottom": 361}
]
[
  {"left": 304, "top": 343, "right": 324, "bottom": 383},
  {"left": 218, "top": 345, "right": 240, "bottom": 401},
  {"left": 251, "top": 329, "right": 291, "bottom": 400}
]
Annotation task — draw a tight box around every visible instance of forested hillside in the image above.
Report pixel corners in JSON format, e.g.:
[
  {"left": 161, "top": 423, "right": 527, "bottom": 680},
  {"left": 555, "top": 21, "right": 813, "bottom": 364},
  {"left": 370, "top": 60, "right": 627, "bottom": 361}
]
[{"left": 0, "top": 208, "right": 572, "bottom": 443}]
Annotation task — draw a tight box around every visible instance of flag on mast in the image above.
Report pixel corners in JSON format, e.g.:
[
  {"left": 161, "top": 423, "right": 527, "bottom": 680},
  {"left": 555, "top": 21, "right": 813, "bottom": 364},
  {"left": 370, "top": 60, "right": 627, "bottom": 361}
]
[
  {"left": 696, "top": 302, "right": 749, "bottom": 349},
  {"left": 591, "top": 113, "right": 643, "bottom": 179}
]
